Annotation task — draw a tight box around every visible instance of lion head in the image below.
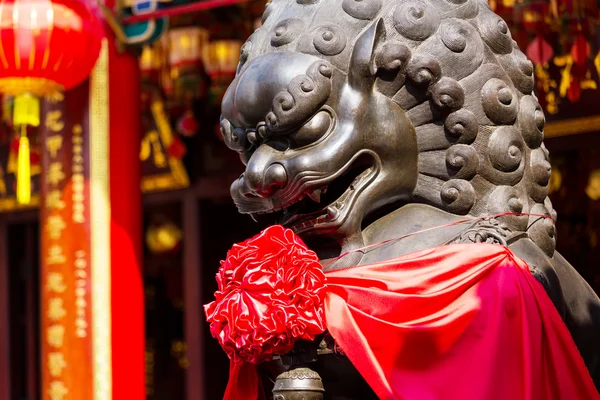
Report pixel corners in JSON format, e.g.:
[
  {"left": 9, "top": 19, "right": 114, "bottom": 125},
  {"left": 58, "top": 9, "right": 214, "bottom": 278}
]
[{"left": 220, "top": 0, "right": 557, "bottom": 258}]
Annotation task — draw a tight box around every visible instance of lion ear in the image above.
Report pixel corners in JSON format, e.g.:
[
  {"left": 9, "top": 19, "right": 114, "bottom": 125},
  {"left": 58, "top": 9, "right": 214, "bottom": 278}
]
[{"left": 348, "top": 18, "right": 385, "bottom": 92}]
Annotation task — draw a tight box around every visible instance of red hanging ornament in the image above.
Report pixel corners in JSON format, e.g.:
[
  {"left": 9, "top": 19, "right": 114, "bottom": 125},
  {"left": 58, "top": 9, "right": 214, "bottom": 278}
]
[
  {"left": 570, "top": 33, "right": 590, "bottom": 66},
  {"left": 526, "top": 36, "right": 554, "bottom": 65},
  {"left": 0, "top": 0, "right": 104, "bottom": 204},
  {"left": 166, "top": 137, "right": 187, "bottom": 160},
  {"left": 176, "top": 109, "right": 199, "bottom": 137}
]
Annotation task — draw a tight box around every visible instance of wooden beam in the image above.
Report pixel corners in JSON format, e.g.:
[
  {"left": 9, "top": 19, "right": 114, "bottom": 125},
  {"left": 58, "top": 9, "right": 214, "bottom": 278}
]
[
  {"left": 0, "top": 221, "right": 10, "bottom": 400},
  {"left": 545, "top": 115, "right": 600, "bottom": 138},
  {"left": 183, "top": 193, "right": 204, "bottom": 400}
]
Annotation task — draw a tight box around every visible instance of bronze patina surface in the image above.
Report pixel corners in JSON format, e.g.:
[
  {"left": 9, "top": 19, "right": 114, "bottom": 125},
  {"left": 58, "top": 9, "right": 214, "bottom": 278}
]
[{"left": 219, "top": 0, "right": 600, "bottom": 397}]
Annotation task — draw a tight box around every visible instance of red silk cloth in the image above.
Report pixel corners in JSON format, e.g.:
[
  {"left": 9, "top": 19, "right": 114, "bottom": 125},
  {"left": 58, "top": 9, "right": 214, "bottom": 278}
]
[{"left": 224, "top": 244, "right": 600, "bottom": 400}]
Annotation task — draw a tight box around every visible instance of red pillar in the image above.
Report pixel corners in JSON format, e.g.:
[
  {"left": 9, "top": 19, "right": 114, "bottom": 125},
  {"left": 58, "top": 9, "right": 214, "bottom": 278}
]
[{"left": 106, "top": 36, "right": 145, "bottom": 400}]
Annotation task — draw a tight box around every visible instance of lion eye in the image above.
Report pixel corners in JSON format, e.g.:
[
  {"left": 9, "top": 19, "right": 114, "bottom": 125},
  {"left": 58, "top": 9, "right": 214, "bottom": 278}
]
[{"left": 292, "top": 111, "right": 332, "bottom": 147}]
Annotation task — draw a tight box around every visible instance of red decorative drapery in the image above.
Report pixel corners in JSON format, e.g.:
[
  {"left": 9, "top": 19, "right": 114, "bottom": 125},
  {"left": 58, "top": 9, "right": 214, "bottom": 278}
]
[{"left": 211, "top": 238, "right": 599, "bottom": 399}]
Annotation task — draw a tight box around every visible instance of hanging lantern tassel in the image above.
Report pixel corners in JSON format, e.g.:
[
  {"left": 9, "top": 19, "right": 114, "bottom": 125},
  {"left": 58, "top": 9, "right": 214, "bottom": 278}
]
[
  {"left": 13, "top": 94, "right": 40, "bottom": 205},
  {"left": 17, "top": 127, "right": 31, "bottom": 204}
]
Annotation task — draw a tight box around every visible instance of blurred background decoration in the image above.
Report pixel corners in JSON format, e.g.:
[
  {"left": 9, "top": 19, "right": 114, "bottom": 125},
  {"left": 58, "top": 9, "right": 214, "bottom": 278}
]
[
  {"left": 121, "top": 0, "right": 170, "bottom": 46},
  {"left": 490, "top": 0, "right": 600, "bottom": 118},
  {"left": 145, "top": 217, "right": 183, "bottom": 254},
  {"left": 586, "top": 169, "right": 600, "bottom": 201}
]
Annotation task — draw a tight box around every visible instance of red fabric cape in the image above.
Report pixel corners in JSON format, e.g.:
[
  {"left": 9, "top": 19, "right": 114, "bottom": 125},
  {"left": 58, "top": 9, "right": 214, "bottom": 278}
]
[{"left": 223, "top": 244, "right": 600, "bottom": 400}]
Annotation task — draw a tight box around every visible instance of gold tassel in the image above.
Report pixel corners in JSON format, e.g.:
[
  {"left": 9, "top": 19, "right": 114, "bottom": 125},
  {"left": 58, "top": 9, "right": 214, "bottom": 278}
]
[
  {"left": 13, "top": 93, "right": 39, "bottom": 206},
  {"left": 17, "top": 125, "right": 31, "bottom": 205}
]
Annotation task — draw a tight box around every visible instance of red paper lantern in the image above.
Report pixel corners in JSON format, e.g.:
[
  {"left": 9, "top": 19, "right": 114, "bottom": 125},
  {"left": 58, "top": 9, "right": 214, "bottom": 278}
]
[
  {"left": 0, "top": 0, "right": 104, "bottom": 96},
  {"left": 0, "top": 0, "right": 104, "bottom": 204}
]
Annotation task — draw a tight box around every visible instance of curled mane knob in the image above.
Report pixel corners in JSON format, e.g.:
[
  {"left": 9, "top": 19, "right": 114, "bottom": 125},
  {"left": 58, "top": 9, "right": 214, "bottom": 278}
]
[
  {"left": 531, "top": 157, "right": 551, "bottom": 186},
  {"left": 313, "top": 24, "right": 347, "bottom": 56},
  {"left": 393, "top": 0, "right": 441, "bottom": 41},
  {"left": 528, "top": 148, "right": 551, "bottom": 202},
  {"left": 446, "top": 144, "right": 478, "bottom": 179},
  {"left": 498, "top": 49, "right": 534, "bottom": 94},
  {"left": 430, "top": 77, "right": 465, "bottom": 112},
  {"left": 428, "top": 0, "right": 478, "bottom": 18},
  {"left": 441, "top": 179, "right": 476, "bottom": 214},
  {"left": 444, "top": 109, "right": 478, "bottom": 144},
  {"left": 545, "top": 197, "right": 557, "bottom": 221},
  {"left": 487, "top": 185, "right": 529, "bottom": 231},
  {"left": 420, "top": 19, "right": 483, "bottom": 80},
  {"left": 481, "top": 78, "right": 518, "bottom": 125},
  {"left": 439, "top": 19, "right": 471, "bottom": 52},
  {"left": 478, "top": 126, "right": 526, "bottom": 186},
  {"left": 267, "top": 60, "right": 333, "bottom": 132},
  {"left": 271, "top": 18, "right": 305, "bottom": 47},
  {"left": 342, "top": 0, "right": 382, "bottom": 20},
  {"left": 407, "top": 54, "right": 442, "bottom": 86},
  {"left": 487, "top": 126, "right": 524, "bottom": 173},
  {"left": 518, "top": 95, "right": 545, "bottom": 149},
  {"left": 477, "top": 9, "right": 512, "bottom": 55},
  {"left": 375, "top": 43, "right": 412, "bottom": 73}
]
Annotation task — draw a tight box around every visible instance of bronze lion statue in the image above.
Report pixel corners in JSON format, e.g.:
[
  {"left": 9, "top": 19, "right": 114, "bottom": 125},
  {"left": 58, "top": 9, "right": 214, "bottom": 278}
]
[{"left": 218, "top": 0, "right": 600, "bottom": 397}]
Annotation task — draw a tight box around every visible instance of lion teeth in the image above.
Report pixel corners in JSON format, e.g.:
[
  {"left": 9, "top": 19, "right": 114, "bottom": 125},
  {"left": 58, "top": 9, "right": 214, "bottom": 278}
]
[
  {"left": 327, "top": 206, "right": 339, "bottom": 220},
  {"left": 308, "top": 188, "right": 322, "bottom": 203}
]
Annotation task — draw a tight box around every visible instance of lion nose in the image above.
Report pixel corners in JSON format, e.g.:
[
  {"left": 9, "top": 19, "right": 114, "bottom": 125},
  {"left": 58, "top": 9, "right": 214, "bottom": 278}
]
[{"left": 243, "top": 163, "right": 288, "bottom": 197}]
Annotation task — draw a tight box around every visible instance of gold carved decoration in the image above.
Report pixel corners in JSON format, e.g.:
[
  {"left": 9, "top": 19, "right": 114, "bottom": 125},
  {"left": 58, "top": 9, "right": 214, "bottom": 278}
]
[{"left": 140, "top": 100, "right": 190, "bottom": 193}]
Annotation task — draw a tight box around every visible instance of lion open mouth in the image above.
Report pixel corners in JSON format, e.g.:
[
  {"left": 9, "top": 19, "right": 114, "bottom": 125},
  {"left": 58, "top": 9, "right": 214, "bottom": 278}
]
[{"left": 246, "top": 153, "right": 377, "bottom": 234}]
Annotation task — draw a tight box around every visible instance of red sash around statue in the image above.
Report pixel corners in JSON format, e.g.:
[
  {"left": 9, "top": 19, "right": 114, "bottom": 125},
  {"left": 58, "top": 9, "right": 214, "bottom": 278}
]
[{"left": 205, "top": 227, "right": 599, "bottom": 400}]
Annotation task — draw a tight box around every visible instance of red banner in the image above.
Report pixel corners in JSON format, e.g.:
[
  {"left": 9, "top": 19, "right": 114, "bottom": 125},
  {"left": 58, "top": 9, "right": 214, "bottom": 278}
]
[{"left": 40, "top": 83, "right": 93, "bottom": 400}]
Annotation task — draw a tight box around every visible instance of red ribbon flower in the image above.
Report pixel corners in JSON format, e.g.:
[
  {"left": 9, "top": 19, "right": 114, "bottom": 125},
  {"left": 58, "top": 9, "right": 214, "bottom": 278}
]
[{"left": 204, "top": 225, "right": 326, "bottom": 364}]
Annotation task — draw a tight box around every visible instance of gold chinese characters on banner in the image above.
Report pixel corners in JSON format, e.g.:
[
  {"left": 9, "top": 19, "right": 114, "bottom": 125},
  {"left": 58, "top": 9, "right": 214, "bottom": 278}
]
[{"left": 40, "top": 84, "right": 93, "bottom": 400}]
